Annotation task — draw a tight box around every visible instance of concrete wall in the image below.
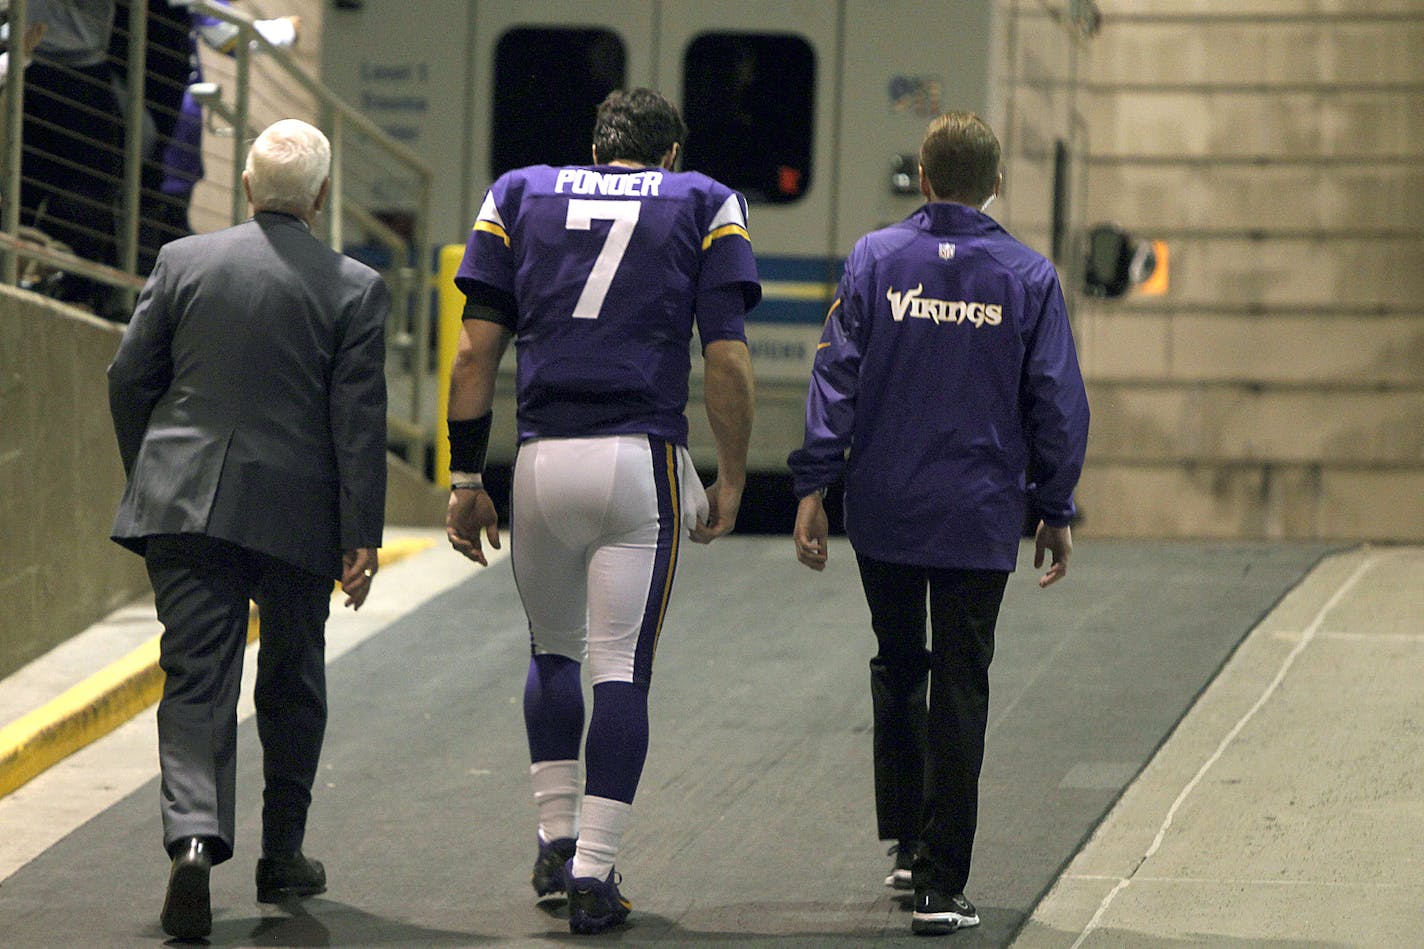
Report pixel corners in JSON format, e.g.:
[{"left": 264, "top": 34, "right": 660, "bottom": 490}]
[
  {"left": 0, "top": 290, "right": 149, "bottom": 680},
  {"left": 0, "top": 286, "right": 445, "bottom": 682},
  {"left": 0, "top": 0, "right": 450, "bottom": 681},
  {"left": 1071, "top": 1, "right": 1424, "bottom": 541}
]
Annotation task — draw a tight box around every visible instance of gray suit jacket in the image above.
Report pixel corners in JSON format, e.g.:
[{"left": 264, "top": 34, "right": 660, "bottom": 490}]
[{"left": 109, "top": 211, "right": 390, "bottom": 579}]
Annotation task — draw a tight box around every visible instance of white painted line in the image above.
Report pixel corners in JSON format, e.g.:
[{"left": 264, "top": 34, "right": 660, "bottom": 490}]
[
  {"left": 1066, "top": 872, "right": 1424, "bottom": 890},
  {"left": 1317, "top": 631, "right": 1424, "bottom": 643}
]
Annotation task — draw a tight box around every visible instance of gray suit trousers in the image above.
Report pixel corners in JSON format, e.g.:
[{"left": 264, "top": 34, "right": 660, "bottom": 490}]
[{"left": 145, "top": 534, "right": 331, "bottom": 864}]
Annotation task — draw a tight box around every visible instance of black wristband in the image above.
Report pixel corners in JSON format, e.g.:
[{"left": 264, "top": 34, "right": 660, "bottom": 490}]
[{"left": 448, "top": 413, "right": 492, "bottom": 474}]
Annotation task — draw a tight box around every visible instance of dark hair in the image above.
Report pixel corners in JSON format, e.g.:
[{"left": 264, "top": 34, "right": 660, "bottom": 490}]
[
  {"left": 591, "top": 88, "right": 688, "bottom": 166},
  {"left": 919, "top": 111, "right": 1000, "bottom": 205}
]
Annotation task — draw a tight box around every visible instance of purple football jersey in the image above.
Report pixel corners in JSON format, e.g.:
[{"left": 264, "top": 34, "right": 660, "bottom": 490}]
[
  {"left": 788, "top": 202, "right": 1089, "bottom": 572},
  {"left": 455, "top": 164, "right": 760, "bottom": 444}
]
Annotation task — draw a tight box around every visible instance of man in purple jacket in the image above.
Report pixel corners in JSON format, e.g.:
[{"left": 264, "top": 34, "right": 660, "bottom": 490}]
[{"left": 787, "top": 111, "right": 1089, "bottom": 936}]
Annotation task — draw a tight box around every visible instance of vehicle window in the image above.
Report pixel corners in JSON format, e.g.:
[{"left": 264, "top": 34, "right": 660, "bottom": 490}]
[
  {"left": 492, "top": 28, "right": 627, "bottom": 178},
  {"left": 682, "top": 32, "right": 816, "bottom": 204}
]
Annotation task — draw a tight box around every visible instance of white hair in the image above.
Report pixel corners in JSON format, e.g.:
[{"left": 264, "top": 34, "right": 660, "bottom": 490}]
[{"left": 244, "top": 119, "right": 331, "bottom": 216}]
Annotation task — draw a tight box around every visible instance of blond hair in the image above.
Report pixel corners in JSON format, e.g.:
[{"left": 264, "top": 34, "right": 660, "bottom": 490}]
[{"left": 919, "top": 111, "right": 1000, "bottom": 206}]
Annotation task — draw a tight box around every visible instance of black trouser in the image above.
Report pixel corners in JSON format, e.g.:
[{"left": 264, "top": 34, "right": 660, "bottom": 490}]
[
  {"left": 145, "top": 534, "right": 331, "bottom": 864},
  {"left": 856, "top": 553, "right": 1008, "bottom": 895}
]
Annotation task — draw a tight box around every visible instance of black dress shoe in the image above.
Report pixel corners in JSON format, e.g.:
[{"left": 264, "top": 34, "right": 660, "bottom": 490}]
[
  {"left": 161, "top": 837, "right": 213, "bottom": 940},
  {"left": 255, "top": 852, "right": 327, "bottom": 903}
]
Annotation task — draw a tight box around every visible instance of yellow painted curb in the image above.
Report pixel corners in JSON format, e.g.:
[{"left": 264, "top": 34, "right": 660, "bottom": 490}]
[{"left": 0, "top": 537, "right": 436, "bottom": 799}]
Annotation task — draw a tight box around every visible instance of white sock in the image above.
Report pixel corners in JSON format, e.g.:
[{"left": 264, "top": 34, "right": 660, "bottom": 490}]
[
  {"left": 530, "top": 759, "right": 581, "bottom": 842},
  {"left": 570, "top": 795, "right": 631, "bottom": 880}
]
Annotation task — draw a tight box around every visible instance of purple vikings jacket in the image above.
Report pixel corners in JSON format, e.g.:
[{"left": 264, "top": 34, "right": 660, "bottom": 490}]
[
  {"left": 788, "top": 202, "right": 1089, "bottom": 572},
  {"left": 455, "top": 164, "right": 761, "bottom": 445}
]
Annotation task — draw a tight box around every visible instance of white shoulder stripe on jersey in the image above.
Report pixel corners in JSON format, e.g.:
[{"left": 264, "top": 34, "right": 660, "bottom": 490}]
[
  {"left": 475, "top": 190, "right": 505, "bottom": 228},
  {"left": 707, "top": 193, "right": 747, "bottom": 234},
  {"left": 473, "top": 190, "right": 510, "bottom": 245},
  {"left": 702, "top": 193, "right": 751, "bottom": 250}
]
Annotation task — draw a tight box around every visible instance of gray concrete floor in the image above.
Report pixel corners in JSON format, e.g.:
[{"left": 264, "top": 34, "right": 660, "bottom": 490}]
[
  {"left": 1015, "top": 544, "right": 1424, "bottom": 949},
  {"left": 2, "top": 534, "right": 1375, "bottom": 947}
]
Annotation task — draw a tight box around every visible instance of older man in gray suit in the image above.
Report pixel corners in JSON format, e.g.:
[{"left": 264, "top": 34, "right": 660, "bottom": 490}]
[{"left": 108, "top": 119, "right": 389, "bottom": 940}]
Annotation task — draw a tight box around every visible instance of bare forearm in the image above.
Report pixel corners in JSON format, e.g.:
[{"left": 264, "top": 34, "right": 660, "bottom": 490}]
[
  {"left": 448, "top": 355, "right": 495, "bottom": 420},
  {"left": 448, "top": 319, "right": 510, "bottom": 420},
  {"left": 702, "top": 339, "right": 754, "bottom": 486}
]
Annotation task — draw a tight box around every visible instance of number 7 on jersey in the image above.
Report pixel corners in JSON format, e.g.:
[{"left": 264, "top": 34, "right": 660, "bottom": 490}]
[{"left": 565, "top": 198, "right": 641, "bottom": 320}]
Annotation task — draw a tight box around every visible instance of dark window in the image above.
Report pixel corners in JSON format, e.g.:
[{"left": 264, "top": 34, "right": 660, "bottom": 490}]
[
  {"left": 682, "top": 32, "right": 815, "bottom": 204},
  {"left": 492, "top": 28, "right": 626, "bottom": 178}
]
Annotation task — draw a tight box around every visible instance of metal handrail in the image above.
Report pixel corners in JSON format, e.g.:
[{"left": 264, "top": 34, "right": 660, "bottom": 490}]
[
  {"left": 185, "top": 0, "right": 435, "bottom": 446},
  {"left": 0, "top": 231, "right": 146, "bottom": 292},
  {"left": 2, "top": 0, "right": 31, "bottom": 286},
  {"left": 1, "top": 0, "right": 437, "bottom": 454},
  {"left": 118, "top": 1, "right": 146, "bottom": 311}
]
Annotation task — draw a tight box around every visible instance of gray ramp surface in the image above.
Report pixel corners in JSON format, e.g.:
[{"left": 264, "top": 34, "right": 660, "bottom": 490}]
[{"left": 0, "top": 538, "right": 1331, "bottom": 947}]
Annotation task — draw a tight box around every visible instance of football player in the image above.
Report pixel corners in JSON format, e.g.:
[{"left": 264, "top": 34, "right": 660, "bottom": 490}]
[{"left": 446, "top": 88, "right": 759, "bottom": 934}]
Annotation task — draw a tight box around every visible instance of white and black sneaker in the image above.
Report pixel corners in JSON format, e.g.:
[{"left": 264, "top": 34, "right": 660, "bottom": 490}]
[
  {"left": 911, "top": 889, "right": 979, "bottom": 935},
  {"left": 884, "top": 843, "right": 916, "bottom": 889}
]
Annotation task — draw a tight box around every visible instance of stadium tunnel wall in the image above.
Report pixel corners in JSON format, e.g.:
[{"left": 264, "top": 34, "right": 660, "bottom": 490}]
[{"left": 0, "top": 286, "right": 445, "bottom": 682}]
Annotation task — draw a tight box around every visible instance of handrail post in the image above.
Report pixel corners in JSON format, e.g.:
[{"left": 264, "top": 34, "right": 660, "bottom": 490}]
[
  {"left": 118, "top": 0, "right": 148, "bottom": 306},
  {"left": 172, "top": 0, "right": 441, "bottom": 460},
  {"left": 2, "top": 0, "right": 28, "bottom": 285},
  {"left": 230, "top": 30, "right": 251, "bottom": 224},
  {"left": 411, "top": 178, "right": 433, "bottom": 428},
  {"left": 326, "top": 109, "right": 343, "bottom": 250}
]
